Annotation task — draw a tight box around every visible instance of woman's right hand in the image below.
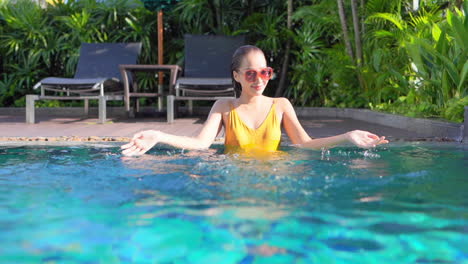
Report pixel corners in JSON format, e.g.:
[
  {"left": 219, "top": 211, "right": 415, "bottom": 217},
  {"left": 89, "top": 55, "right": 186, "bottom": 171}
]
[
  {"left": 121, "top": 130, "right": 160, "bottom": 156},
  {"left": 345, "top": 130, "right": 388, "bottom": 148}
]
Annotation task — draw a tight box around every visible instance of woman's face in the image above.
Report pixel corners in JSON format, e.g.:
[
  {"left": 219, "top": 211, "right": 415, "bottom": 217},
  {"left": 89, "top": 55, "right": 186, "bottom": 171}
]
[{"left": 233, "top": 51, "right": 269, "bottom": 96}]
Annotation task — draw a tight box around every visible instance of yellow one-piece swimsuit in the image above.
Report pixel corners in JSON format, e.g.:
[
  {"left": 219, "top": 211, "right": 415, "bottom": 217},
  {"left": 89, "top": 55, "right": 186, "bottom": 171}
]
[{"left": 224, "top": 102, "right": 281, "bottom": 154}]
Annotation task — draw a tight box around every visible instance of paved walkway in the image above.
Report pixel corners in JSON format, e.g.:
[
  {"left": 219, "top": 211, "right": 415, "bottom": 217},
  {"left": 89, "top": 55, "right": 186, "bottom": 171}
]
[{"left": 0, "top": 110, "right": 423, "bottom": 143}]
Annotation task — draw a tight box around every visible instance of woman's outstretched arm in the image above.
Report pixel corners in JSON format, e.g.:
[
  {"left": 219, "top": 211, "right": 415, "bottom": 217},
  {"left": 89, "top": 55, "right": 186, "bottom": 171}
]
[
  {"left": 121, "top": 100, "right": 227, "bottom": 156},
  {"left": 279, "top": 98, "right": 388, "bottom": 149}
]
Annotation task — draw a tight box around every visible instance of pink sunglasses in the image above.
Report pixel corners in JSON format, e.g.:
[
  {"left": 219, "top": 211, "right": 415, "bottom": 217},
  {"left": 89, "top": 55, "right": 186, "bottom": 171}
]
[{"left": 238, "top": 67, "right": 274, "bottom": 82}]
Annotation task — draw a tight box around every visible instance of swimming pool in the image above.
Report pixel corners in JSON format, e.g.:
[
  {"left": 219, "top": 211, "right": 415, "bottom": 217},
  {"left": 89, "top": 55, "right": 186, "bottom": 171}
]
[{"left": 0, "top": 142, "right": 466, "bottom": 263}]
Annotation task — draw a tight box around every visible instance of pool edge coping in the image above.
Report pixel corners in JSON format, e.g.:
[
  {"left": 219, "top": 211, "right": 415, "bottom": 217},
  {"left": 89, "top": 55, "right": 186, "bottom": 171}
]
[
  {"left": 1, "top": 106, "right": 467, "bottom": 143},
  {"left": 294, "top": 107, "right": 467, "bottom": 143}
]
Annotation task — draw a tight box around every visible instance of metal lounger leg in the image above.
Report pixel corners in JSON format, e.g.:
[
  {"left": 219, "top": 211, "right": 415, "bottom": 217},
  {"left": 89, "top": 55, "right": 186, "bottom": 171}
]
[
  {"left": 167, "top": 95, "right": 174, "bottom": 123},
  {"left": 84, "top": 99, "right": 89, "bottom": 116},
  {"left": 26, "top": 95, "right": 39, "bottom": 124},
  {"left": 188, "top": 100, "right": 193, "bottom": 116},
  {"left": 158, "top": 84, "right": 163, "bottom": 112},
  {"left": 99, "top": 96, "right": 107, "bottom": 124},
  {"left": 136, "top": 98, "right": 140, "bottom": 113}
]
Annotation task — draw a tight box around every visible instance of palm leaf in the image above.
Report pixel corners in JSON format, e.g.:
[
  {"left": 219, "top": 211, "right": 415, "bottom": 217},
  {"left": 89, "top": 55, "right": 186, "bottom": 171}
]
[
  {"left": 457, "top": 60, "right": 468, "bottom": 96},
  {"left": 368, "top": 12, "right": 406, "bottom": 30}
]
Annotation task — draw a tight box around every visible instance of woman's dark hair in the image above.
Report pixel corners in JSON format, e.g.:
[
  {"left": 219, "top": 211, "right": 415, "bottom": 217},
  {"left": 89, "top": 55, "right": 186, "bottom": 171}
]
[{"left": 231, "top": 45, "right": 265, "bottom": 96}]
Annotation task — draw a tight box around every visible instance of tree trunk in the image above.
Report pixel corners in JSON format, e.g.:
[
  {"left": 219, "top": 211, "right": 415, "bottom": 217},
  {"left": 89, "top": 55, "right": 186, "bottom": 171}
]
[
  {"left": 275, "top": 0, "right": 292, "bottom": 98},
  {"left": 207, "top": 0, "right": 221, "bottom": 33},
  {"left": 247, "top": 0, "right": 255, "bottom": 17},
  {"left": 350, "top": 0, "right": 363, "bottom": 66},
  {"left": 215, "top": 0, "right": 222, "bottom": 33},
  {"left": 360, "top": 0, "right": 365, "bottom": 37},
  {"left": 337, "top": 0, "right": 354, "bottom": 60},
  {"left": 413, "top": 0, "right": 419, "bottom": 11}
]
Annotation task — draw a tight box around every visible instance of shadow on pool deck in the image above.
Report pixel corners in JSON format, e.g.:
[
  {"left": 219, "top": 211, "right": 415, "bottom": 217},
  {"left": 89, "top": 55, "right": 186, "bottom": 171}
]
[{"left": 0, "top": 110, "right": 427, "bottom": 142}]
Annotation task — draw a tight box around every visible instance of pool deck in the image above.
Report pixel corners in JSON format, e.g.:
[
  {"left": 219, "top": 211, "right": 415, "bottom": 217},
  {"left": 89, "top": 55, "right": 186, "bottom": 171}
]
[{"left": 0, "top": 109, "right": 429, "bottom": 143}]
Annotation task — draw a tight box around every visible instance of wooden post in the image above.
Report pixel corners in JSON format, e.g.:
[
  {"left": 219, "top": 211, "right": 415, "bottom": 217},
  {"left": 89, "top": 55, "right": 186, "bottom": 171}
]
[{"left": 157, "top": 10, "right": 164, "bottom": 111}]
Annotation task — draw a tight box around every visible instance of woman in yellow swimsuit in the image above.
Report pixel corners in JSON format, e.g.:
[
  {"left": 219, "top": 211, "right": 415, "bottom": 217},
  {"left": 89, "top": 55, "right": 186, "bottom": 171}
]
[{"left": 121, "top": 45, "right": 388, "bottom": 156}]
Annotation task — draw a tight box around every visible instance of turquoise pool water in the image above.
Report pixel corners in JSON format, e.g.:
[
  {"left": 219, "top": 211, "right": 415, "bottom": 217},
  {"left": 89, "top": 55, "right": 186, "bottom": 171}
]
[{"left": 0, "top": 143, "right": 466, "bottom": 263}]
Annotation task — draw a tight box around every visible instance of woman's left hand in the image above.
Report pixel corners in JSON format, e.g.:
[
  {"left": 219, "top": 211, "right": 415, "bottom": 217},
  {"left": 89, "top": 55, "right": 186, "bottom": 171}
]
[{"left": 346, "top": 130, "right": 389, "bottom": 148}]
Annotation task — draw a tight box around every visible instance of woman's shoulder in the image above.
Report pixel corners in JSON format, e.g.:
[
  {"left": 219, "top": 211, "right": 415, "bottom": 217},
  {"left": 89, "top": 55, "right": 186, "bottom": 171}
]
[
  {"left": 272, "top": 97, "right": 293, "bottom": 110},
  {"left": 272, "top": 97, "right": 291, "bottom": 104},
  {"left": 211, "top": 98, "right": 235, "bottom": 113}
]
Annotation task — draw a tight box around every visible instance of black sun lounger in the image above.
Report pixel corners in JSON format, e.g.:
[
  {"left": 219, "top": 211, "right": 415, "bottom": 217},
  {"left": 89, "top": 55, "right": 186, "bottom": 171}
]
[
  {"left": 167, "top": 34, "right": 245, "bottom": 123},
  {"left": 26, "top": 42, "right": 142, "bottom": 124}
]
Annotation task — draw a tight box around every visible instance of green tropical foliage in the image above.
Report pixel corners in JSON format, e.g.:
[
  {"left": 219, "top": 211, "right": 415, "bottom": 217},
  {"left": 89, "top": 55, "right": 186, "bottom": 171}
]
[
  {"left": 368, "top": 1, "right": 468, "bottom": 120},
  {"left": 0, "top": 0, "right": 155, "bottom": 107},
  {"left": 0, "top": 0, "right": 466, "bottom": 122}
]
